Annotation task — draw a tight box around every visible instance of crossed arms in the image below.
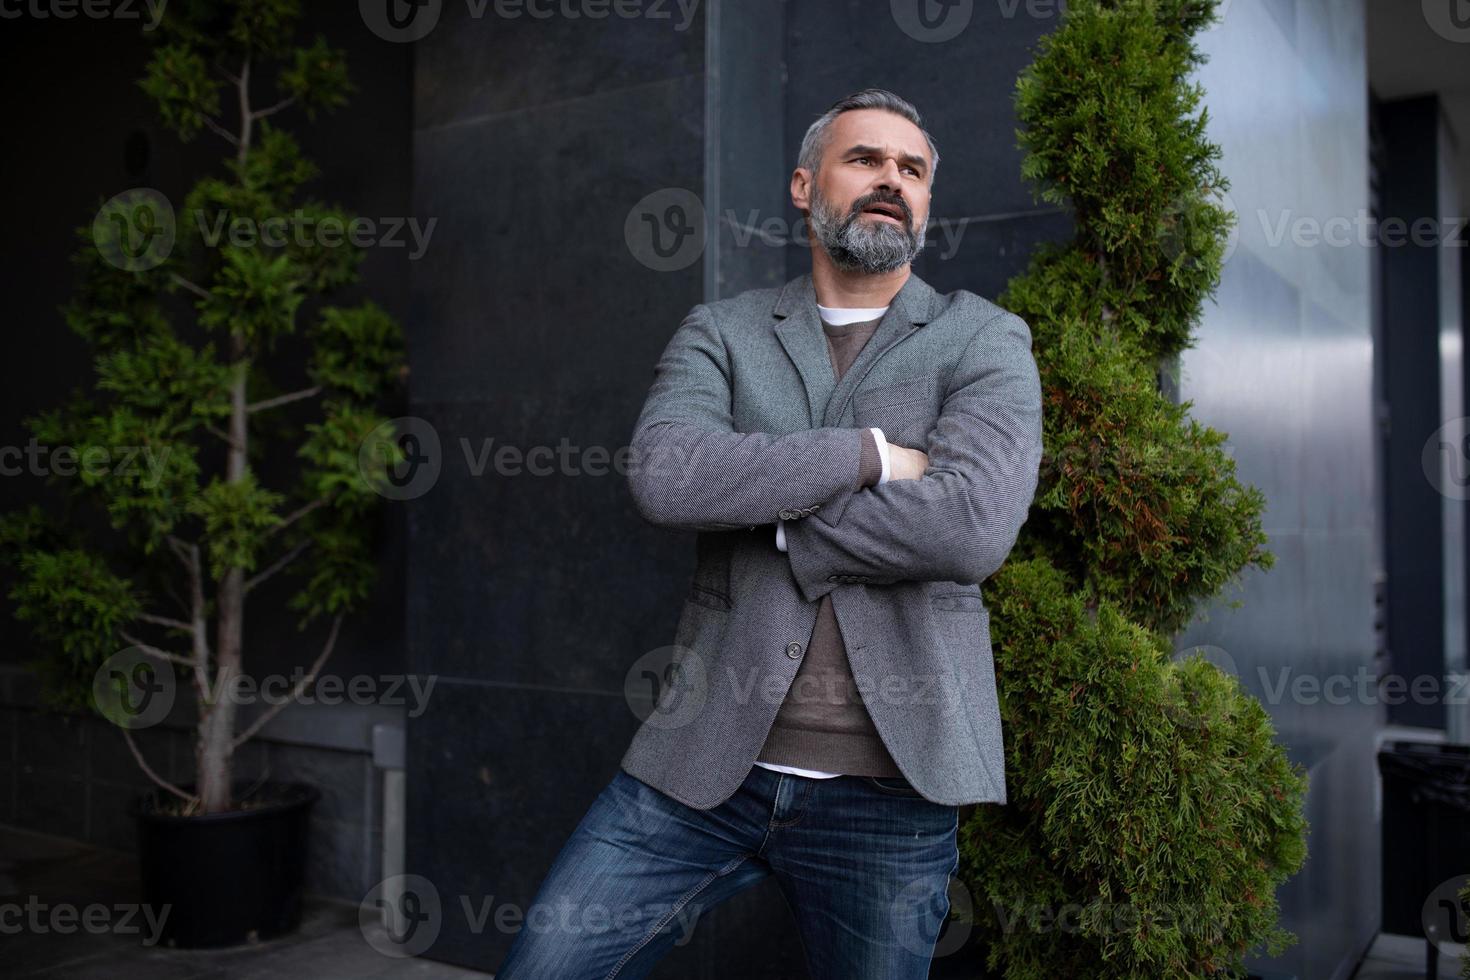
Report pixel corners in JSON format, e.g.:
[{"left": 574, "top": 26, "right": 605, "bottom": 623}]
[{"left": 625, "top": 302, "right": 1043, "bottom": 604}]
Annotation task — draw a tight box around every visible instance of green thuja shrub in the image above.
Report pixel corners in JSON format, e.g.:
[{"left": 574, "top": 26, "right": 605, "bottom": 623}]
[
  {"left": 956, "top": 0, "right": 1309, "bottom": 975},
  {"left": 0, "top": 0, "right": 405, "bottom": 815}
]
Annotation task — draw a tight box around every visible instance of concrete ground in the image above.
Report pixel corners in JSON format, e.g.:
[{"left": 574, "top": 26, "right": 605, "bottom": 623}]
[
  {"left": 0, "top": 826, "right": 481, "bottom": 979},
  {"left": 0, "top": 825, "right": 1460, "bottom": 979}
]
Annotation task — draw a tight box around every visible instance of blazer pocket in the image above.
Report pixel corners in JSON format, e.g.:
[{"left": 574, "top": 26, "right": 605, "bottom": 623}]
[
  {"left": 687, "top": 583, "right": 733, "bottom": 611},
  {"left": 931, "top": 591, "right": 984, "bottom": 612},
  {"left": 854, "top": 376, "right": 935, "bottom": 447},
  {"left": 854, "top": 375, "right": 931, "bottom": 413}
]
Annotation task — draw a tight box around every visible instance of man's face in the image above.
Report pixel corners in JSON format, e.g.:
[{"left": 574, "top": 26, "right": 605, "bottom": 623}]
[{"left": 794, "top": 108, "right": 932, "bottom": 275}]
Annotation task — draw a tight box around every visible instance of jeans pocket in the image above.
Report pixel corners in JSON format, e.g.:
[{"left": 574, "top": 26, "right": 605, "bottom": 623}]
[{"left": 863, "top": 775, "right": 926, "bottom": 798}]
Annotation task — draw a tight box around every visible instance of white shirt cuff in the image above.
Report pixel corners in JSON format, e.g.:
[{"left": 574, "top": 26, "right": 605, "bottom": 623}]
[
  {"left": 775, "top": 520, "right": 787, "bottom": 552},
  {"left": 870, "top": 427, "right": 891, "bottom": 484}
]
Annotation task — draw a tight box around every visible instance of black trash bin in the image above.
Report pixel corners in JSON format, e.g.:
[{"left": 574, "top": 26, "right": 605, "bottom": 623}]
[{"left": 1378, "top": 740, "right": 1470, "bottom": 978}]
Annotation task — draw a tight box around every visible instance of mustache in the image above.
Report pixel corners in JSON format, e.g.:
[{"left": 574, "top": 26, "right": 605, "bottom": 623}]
[{"left": 850, "top": 192, "right": 912, "bottom": 224}]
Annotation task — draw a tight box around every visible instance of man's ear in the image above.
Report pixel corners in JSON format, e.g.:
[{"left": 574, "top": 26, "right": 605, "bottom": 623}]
[{"left": 790, "top": 168, "right": 811, "bottom": 213}]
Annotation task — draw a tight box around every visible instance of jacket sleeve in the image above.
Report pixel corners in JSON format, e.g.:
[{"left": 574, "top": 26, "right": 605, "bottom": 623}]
[
  {"left": 777, "top": 428, "right": 886, "bottom": 552},
  {"left": 780, "top": 309, "right": 1044, "bottom": 602},
  {"left": 626, "top": 302, "right": 872, "bottom": 532}
]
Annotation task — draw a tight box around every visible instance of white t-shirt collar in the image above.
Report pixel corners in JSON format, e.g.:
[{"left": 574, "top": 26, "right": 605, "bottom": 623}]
[{"left": 816, "top": 303, "right": 890, "bottom": 326}]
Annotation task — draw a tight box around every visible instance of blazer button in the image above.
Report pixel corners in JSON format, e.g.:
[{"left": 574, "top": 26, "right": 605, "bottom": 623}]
[{"left": 785, "top": 642, "right": 803, "bottom": 659}]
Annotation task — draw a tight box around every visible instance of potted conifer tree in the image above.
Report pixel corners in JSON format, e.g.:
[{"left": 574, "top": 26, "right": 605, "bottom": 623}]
[
  {"left": 951, "top": 0, "right": 1310, "bottom": 976},
  {"left": 0, "top": 0, "right": 406, "bottom": 948}
]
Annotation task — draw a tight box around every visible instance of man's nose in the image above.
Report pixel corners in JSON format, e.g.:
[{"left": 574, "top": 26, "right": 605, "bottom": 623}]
[{"left": 874, "top": 157, "right": 905, "bottom": 191}]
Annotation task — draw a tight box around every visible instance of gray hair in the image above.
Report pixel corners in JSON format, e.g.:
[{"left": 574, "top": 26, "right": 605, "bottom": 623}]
[{"left": 796, "top": 88, "right": 940, "bottom": 184}]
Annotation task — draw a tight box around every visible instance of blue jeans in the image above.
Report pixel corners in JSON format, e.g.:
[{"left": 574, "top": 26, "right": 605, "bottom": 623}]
[{"left": 495, "top": 764, "right": 959, "bottom": 979}]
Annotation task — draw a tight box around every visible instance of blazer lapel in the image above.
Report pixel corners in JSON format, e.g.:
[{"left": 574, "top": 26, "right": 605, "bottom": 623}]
[{"left": 772, "top": 271, "right": 937, "bottom": 429}]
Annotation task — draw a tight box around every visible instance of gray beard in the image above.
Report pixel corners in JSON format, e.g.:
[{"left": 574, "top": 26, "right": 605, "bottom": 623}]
[{"left": 808, "top": 184, "right": 926, "bottom": 274}]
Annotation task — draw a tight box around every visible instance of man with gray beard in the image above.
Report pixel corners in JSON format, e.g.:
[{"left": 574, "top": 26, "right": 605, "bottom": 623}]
[{"left": 498, "top": 88, "right": 1043, "bottom": 979}]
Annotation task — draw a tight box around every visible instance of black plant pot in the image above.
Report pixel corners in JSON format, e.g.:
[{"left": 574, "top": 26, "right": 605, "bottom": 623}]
[
  {"left": 134, "top": 779, "right": 321, "bottom": 948},
  {"left": 1378, "top": 740, "right": 1470, "bottom": 976}
]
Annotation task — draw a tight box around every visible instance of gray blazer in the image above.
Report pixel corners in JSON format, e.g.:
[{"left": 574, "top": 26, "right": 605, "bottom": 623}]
[{"left": 619, "top": 270, "right": 1043, "bottom": 808}]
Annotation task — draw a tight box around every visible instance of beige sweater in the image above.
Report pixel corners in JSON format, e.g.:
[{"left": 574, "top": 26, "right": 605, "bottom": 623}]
[{"left": 753, "top": 313, "right": 904, "bottom": 777}]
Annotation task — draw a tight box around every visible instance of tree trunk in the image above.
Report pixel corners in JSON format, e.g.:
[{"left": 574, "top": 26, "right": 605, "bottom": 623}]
[{"left": 197, "top": 346, "right": 250, "bottom": 813}]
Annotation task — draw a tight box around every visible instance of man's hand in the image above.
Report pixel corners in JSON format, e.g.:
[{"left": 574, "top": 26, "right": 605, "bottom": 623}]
[{"left": 887, "top": 444, "right": 929, "bottom": 481}]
